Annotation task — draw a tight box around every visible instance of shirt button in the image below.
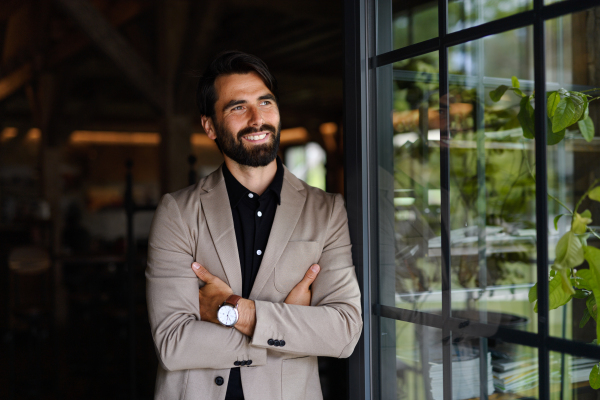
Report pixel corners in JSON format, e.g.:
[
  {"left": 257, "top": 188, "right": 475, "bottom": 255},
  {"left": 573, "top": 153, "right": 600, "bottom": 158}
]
[
  {"left": 257, "top": 211, "right": 262, "bottom": 217},
  {"left": 248, "top": 193, "right": 254, "bottom": 198},
  {"left": 215, "top": 376, "right": 224, "bottom": 386},
  {"left": 257, "top": 250, "right": 262, "bottom": 255}
]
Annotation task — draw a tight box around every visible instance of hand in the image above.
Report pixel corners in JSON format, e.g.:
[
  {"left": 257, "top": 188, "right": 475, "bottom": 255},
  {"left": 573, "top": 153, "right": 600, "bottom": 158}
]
[
  {"left": 284, "top": 264, "right": 320, "bottom": 306},
  {"left": 192, "top": 262, "right": 233, "bottom": 324}
]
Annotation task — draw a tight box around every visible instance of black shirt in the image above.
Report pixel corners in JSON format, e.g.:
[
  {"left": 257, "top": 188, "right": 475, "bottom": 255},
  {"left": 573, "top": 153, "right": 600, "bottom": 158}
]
[{"left": 222, "top": 157, "right": 283, "bottom": 400}]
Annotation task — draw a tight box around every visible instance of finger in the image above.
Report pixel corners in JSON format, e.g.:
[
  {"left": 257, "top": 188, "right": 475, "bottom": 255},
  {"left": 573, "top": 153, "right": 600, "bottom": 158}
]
[
  {"left": 301, "top": 264, "right": 320, "bottom": 287},
  {"left": 192, "top": 262, "right": 213, "bottom": 282}
]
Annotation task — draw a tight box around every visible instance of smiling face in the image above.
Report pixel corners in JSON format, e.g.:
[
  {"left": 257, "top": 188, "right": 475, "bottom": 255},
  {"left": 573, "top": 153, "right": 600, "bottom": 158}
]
[{"left": 201, "top": 72, "right": 281, "bottom": 168}]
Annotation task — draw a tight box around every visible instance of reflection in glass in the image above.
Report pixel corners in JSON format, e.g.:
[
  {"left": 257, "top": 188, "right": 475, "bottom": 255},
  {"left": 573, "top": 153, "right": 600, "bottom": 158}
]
[
  {"left": 381, "top": 317, "right": 541, "bottom": 398},
  {"left": 448, "top": 0, "right": 532, "bottom": 34},
  {"left": 377, "top": 0, "right": 438, "bottom": 54},
  {"left": 545, "top": 8, "right": 600, "bottom": 346},
  {"left": 377, "top": 52, "right": 442, "bottom": 311},
  {"left": 445, "top": 28, "right": 538, "bottom": 333},
  {"left": 550, "top": 352, "right": 600, "bottom": 399},
  {"left": 381, "top": 318, "right": 446, "bottom": 399}
]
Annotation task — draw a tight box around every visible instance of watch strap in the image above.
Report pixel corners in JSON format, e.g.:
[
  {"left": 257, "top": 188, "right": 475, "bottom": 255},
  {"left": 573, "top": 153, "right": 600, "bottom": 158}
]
[{"left": 225, "top": 294, "right": 242, "bottom": 307}]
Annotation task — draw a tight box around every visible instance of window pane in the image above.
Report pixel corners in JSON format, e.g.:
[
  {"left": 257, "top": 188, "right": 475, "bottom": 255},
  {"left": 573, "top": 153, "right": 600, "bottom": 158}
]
[
  {"left": 447, "top": 27, "right": 538, "bottom": 334},
  {"left": 376, "top": 52, "right": 442, "bottom": 311},
  {"left": 448, "top": 0, "right": 532, "bottom": 34},
  {"left": 377, "top": 0, "right": 438, "bottom": 54},
  {"left": 380, "top": 317, "right": 541, "bottom": 398},
  {"left": 380, "top": 317, "right": 444, "bottom": 399},
  {"left": 550, "top": 352, "right": 600, "bottom": 399},
  {"left": 545, "top": 8, "right": 600, "bottom": 345}
]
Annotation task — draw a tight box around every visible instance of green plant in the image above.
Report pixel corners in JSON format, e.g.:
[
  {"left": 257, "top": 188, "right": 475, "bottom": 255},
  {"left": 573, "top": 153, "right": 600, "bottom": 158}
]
[{"left": 491, "top": 77, "right": 600, "bottom": 388}]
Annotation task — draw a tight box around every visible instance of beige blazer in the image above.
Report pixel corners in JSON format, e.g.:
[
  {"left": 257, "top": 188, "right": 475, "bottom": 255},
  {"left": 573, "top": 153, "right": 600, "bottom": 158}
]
[{"left": 146, "top": 165, "right": 362, "bottom": 400}]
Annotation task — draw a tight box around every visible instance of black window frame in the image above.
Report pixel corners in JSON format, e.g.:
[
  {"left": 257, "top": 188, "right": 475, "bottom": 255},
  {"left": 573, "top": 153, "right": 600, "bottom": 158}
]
[{"left": 344, "top": 0, "right": 600, "bottom": 399}]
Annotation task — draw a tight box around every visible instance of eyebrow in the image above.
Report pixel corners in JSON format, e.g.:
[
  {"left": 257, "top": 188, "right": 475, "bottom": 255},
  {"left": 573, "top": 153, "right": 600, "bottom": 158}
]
[{"left": 222, "top": 94, "right": 276, "bottom": 112}]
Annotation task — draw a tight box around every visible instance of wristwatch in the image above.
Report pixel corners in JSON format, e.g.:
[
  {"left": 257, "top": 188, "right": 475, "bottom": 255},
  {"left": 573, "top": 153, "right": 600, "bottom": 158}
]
[{"left": 217, "top": 294, "right": 242, "bottom": 327}]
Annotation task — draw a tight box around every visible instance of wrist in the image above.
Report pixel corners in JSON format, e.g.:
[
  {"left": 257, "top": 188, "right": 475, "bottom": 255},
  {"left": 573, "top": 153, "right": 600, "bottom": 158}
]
[{"left": 235, "top": 298, "right": 256, "bottom": 337}]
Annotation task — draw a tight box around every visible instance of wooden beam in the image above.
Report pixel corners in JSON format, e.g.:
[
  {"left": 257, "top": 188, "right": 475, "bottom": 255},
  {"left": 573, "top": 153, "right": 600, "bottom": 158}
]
[
  {"left": 0, "top": 63, "right": 32, "bottom": 100},
  {"left": 228, "top": 0, "right": 340, "bottom": 22},
  {"left": 174, "top": 0, "right": 224, "bottom": 112},
  {"left": 53, "top": 0, "right": 165, "bottom": 110},
  {"left": 0, "top": 1, "right": 146, "bottom": 102}
]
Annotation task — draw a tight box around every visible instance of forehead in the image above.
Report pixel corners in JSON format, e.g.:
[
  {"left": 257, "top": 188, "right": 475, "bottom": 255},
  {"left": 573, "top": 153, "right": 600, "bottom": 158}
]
[{"left": 214, "top": 72, "right": 272, "bottom": 103}]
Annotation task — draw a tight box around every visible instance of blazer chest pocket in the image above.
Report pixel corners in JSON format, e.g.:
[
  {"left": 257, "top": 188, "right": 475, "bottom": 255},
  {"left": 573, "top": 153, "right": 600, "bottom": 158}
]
[{"left": 274, "top": 241, "right": 321, "bottom": 294}]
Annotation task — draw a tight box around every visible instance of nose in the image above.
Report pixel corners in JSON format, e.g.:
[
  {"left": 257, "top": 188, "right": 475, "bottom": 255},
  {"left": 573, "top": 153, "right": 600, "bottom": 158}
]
[{"left": 248, "top": 106, "right": 263, "bottom": 127}]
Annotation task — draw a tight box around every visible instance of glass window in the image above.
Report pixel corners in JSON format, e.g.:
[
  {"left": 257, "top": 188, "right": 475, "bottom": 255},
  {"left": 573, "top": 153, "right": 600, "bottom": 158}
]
[
  {"left": 377, "top": 52, "right": 441, "bottom": 311},
  {"left": 544, "top": 9, "right": 600, "bottom": 346},
  {"left": 447, "top": 28, "right": 537, "bottom": 333},
  {"left": 448, "top": 0, "right": 532, "bottom": 33},
  {"left": 362, "top": 1, "right": 600, "bottom": 400}
]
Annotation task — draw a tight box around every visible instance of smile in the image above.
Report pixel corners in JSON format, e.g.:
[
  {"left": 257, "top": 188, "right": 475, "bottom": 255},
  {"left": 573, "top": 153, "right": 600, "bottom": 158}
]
[{"left": 242, "top": 132, "right": 269, "bottom": 142}]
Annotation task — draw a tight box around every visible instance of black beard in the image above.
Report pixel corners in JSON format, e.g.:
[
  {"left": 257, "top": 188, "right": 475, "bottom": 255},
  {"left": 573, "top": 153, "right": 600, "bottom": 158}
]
[{"left": 214, "top": 121, "right": 281, "bottom": 167}]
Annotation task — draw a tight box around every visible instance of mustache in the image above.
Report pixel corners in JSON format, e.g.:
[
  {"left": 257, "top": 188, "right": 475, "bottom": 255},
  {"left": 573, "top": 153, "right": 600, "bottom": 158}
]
[{"left": 237, "top": 124, "right": 277, "bottom": 140}]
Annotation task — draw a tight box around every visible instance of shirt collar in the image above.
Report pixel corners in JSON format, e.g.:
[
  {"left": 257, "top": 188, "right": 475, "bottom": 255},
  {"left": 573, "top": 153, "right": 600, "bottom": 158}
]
[{"left": 223, "top": 157, "right": 284, "bottom": 209}]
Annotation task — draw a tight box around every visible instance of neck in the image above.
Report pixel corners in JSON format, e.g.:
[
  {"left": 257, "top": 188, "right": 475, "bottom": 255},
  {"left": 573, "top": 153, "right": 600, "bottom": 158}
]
[{"left": 223, "top": 157, "right": 278, "bottom": 195}]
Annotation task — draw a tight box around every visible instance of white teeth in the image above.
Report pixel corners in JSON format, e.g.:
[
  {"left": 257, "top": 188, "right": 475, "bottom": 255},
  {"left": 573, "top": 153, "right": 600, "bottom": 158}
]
[{"left": 245, "top": 133, "right": 267, "bottom": 141}]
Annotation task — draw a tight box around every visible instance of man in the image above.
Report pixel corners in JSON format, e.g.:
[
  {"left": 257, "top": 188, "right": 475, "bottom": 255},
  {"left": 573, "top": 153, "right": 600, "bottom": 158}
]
[{"left": 146, "top": 51, "right": 362, "bottom": 400}]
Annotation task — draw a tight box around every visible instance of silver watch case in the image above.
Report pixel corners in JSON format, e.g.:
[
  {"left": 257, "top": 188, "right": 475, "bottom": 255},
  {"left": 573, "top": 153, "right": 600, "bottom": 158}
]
[{"left": 217, "top": 303, "right": 239, "bottom": 327}]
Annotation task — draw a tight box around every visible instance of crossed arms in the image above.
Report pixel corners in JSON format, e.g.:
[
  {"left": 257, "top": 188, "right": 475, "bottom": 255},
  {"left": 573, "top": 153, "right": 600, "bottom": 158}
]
[{"left": 146, "top": 192, "right": 362, "bottom": 372}]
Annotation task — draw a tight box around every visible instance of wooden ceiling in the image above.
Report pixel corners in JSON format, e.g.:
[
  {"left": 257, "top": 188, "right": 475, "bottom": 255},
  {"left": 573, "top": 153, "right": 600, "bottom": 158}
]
[{"left": 0, "top": 0, "right": 343, "bottom": 144}]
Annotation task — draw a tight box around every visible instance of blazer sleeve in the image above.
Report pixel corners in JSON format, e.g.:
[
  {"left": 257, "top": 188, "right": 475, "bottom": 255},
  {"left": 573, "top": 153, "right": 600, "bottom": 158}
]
[
  {"left": 146, "top": 193, "right": 267, "bottom": 371},
  {"left": 251, "top": 193, "right": 363, "bottom": 358}
]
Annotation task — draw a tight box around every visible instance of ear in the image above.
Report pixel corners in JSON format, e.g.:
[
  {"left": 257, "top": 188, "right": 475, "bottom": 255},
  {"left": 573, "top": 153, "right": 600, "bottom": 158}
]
[{"left": 201, "top": 116, "right": 217, "bottom": 140}]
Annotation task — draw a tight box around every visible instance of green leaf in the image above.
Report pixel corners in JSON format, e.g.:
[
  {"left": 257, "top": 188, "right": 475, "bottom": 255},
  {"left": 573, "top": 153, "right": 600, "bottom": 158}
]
[
  {"left": 590, "top": 364, "right": 600, "bottom": 390},
  {"left": 554, "top": 214, "right": 565, "bottom": 231},
  {"left": 584, "top": 247, "right": 600, "bottom": 340},
  {"left": 580, "top": 308, "right": 591, "bottom": 328},
  {"left": 579, "top": 96, "right": 589, "bottom": 122},
  {"left": 512, "top": 76, "right": 520, "bottom": 88},
  {"left": 548, "top": 271, "right": 574, "bottom": 309},
  {"left": 552, "top": 97, "right": 577, "bottom": 133},
  {"left": 582, "top": 210, "right": 593, "bottom": 219},
  {"left": 547, "top": 92, "right": 560, "bottom": 118},
  {"left": 589, "top": 186, "right": 600, "bottom": 202},
  {"left": 576, "top": 269, "right": 594, "bottom": 291},
  {"left": 512, "top": 88, "right": 526, "bottom": 97},
  {"left": 529, "top": 283, "right": 538, "bottom": 303},
  {"left": 490, "top": 85, "right": 509, "bottom": 102},
  {"left": 587, "top": 295, "right": 597, "bottom": 321},
  {"left": 573, "top": 212, "right": 593, "bottom": 234},
  {"left": 518, "top": 96, "right": 535, "bottom": 139},
  {"left": 578, "top": 116, "right": 595, "bottom": 142},
  {"left": 553, "top": 231, "right": 585, "bottom": 272},
  {"left": 569, "top": 92, "right": 586, "bottom": 125},
  {"left": 547, "top": 118, "right": 566, "bottom": 145}
]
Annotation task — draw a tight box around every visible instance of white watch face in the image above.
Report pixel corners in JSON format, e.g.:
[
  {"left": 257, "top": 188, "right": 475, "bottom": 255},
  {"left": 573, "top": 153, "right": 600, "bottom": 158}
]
[{"left": 218, "top": 305, "right": 238, "bottom": 326}]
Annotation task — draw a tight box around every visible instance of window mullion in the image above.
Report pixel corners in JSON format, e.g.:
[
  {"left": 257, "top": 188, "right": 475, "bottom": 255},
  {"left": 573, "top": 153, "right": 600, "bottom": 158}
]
[{"left": 533, "top": 0, "right": 550, "bottom": 399}]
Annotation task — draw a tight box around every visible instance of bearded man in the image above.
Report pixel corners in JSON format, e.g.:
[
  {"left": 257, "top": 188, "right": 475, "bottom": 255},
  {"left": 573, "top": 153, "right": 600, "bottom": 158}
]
[{"left": 145, "top": 51, "right": 362, "bottom": 400}]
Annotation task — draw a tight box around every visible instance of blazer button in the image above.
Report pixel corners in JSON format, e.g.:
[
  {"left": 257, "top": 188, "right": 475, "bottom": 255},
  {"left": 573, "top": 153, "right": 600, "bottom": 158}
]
[
  {"left": 234, "top": 361, "right": 241, "bottom": 366},
  {"left": 215, "top": 376, "right": 224, "bottom": 386},
  {"left": 267, "top": 339, "right": 274, "bottom": 346},
  {"left": 273, "top": 340, "right": 281, "bottom": 347},
  {"left": 240, "top": 360, "right": 247, "bottom": 366},
  {"left": 279, "top": 340, "right": 286, "bottom": 347},
  {"left": 247, "top": 360, "right": 252, "bottom": 366}
]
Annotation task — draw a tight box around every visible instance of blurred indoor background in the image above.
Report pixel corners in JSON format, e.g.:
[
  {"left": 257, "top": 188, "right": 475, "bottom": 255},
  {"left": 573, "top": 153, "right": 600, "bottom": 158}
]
[{"left": 0, "top": 0, "right": 345, "bottom": 399}]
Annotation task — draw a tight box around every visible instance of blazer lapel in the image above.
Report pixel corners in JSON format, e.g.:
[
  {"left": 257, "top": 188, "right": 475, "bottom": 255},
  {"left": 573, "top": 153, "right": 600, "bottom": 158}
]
[
  {"left": 199, "top": 167, "right": 243, "bottom": 295},
  {"left": 249, "top": 169, "right": 306, "bottom": 299}
]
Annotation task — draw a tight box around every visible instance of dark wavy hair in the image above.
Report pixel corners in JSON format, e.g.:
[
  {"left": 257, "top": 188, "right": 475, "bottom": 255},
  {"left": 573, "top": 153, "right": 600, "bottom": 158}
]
[{"left": 196, "top": 51, "right": 278, "bottom": 119}]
